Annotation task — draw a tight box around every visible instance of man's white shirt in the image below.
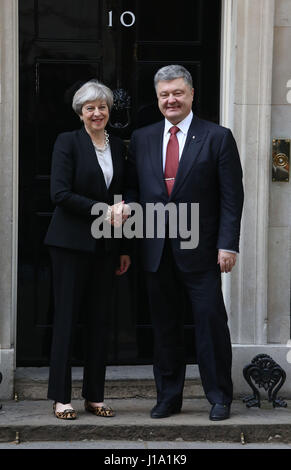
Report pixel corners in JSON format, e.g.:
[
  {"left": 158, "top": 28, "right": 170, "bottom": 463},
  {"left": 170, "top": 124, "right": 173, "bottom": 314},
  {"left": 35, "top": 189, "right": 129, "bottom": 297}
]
[
  {"left": 162, "top": 111, "right": 236, "bottom": 255},
  {"left": 162, "top": 111, "right": 193, "bottom": 171}
]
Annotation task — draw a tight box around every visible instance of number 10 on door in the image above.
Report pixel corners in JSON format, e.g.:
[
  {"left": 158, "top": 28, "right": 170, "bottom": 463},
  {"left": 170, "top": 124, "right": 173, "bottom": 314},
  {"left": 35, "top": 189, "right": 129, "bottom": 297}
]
[{"left": 108, "top": 11, "right": 136, "bottom": 28}]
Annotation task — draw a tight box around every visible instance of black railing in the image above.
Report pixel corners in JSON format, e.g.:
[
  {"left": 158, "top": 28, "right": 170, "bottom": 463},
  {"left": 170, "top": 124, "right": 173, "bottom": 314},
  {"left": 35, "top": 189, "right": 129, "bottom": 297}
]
[{"left": 243, "top": 354, "right": 287, "bottom": 408}]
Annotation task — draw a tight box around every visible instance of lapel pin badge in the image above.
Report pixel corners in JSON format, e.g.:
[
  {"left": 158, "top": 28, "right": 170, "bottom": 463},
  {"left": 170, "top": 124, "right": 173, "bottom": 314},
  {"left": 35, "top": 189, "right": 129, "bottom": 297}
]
[{"left": 192, "top": 136, "right": 196, "bottom": 140}]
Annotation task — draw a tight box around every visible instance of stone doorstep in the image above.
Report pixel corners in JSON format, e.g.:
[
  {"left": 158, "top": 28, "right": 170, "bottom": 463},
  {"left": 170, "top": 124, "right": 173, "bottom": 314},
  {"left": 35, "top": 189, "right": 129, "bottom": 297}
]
[
  {"left": 16, "top": 380, "right": 204, "bottom": 401},
  {"left": 0, "top": 399, "right": 291, "bottom": 444},
  {"left": 15, "top": 365, "right": 204, "bottom": 400}
]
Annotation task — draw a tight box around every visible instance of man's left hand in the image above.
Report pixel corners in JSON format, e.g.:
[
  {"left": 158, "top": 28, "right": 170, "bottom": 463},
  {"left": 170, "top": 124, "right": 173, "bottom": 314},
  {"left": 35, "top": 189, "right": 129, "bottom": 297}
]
[{"left": 217, "top": 250, "right": 236, "bottom": 273}]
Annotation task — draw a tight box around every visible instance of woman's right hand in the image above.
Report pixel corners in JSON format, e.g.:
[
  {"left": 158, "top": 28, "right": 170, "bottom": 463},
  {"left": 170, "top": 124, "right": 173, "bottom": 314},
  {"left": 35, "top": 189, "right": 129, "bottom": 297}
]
[{"left": 109, "top": 201, "right": 130, "bottom": 227}]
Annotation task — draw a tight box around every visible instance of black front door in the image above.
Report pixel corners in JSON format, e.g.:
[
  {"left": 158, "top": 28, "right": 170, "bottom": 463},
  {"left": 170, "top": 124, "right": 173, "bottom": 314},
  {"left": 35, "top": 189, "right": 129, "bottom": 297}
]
[{"left": 17, "top": 0, "right": 222, "bottom": 365}]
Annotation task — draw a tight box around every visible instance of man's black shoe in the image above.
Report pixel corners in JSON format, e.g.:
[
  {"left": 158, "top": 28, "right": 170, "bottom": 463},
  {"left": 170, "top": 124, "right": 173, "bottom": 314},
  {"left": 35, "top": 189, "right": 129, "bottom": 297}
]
[
  {"left": 150, "top": 402, "right": 181, "bottom": 419},
  {"left": 209, "top": 403, "right": 231, "bottom": 421}
]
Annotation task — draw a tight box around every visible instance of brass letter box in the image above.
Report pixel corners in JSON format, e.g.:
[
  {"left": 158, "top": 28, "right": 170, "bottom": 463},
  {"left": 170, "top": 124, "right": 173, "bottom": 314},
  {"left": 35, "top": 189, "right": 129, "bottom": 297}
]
[{"left": 272, "top": 139, "right": 290, "bottom": 182}]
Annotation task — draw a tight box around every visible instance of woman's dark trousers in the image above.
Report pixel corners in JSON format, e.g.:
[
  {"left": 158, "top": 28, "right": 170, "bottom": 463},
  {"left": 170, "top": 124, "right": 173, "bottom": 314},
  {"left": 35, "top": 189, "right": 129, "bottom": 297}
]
[{"left": 47, "top": 246, "right": 115, "bottom": 404}]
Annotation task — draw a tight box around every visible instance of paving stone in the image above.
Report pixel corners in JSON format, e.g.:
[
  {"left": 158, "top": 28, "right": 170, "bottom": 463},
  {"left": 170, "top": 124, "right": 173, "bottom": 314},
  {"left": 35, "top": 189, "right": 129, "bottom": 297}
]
[{"left": 0, "top": 398, "right": 291, "bottom": 444}]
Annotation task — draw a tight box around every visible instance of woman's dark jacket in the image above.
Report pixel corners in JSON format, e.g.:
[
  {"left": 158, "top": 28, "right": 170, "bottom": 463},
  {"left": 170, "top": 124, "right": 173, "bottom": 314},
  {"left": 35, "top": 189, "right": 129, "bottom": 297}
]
[{"left": 44, "top": 126, "right": 128, "bottom": 257}]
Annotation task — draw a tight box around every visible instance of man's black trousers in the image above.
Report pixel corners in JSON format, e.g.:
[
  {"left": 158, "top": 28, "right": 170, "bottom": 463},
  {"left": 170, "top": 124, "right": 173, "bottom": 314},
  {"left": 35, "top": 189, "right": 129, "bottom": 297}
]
[{"left": 146, "top": 239, "right": 233, "bottom": 408}]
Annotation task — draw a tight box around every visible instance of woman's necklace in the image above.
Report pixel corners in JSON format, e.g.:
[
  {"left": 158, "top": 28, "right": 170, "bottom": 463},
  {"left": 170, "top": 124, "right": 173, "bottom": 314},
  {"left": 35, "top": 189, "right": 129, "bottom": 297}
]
[{"left": 93, "top": 130, "right": 109, "bottom": 153}]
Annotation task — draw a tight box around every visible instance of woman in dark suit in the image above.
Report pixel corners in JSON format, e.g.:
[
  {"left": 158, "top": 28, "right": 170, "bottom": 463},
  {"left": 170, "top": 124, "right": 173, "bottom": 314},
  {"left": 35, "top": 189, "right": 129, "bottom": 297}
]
[{"left": 44, "top": 80, "right": 130, "bottom": 419}]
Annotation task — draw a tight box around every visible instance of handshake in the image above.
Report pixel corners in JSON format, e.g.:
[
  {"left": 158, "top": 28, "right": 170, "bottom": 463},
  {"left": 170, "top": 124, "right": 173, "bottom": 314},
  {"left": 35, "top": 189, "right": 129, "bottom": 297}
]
[{"left": 105, "top": 201, "right": 131, "bottom": 227}]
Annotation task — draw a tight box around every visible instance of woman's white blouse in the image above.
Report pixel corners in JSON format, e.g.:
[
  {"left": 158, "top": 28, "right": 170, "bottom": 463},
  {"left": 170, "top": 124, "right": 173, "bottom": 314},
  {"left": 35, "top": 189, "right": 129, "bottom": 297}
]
[{"left": 93, "top": 144, "right": 113, "bottom": 189}]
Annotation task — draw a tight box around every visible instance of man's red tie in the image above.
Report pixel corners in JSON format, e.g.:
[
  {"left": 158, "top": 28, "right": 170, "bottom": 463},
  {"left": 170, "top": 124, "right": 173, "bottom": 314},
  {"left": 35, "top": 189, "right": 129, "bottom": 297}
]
[{"left": 164, "top": 126, "right": 179, "bottom": 196}]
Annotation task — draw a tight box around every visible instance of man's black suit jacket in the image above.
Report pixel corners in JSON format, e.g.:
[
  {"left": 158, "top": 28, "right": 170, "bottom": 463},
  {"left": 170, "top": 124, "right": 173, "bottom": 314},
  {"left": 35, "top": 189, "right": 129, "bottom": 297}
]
[
  {"left": 125, "top": 116, "right": 244, "bottom": 272},
  {"left": 44, "top": 126, "right": 127, "bottom": 256}
]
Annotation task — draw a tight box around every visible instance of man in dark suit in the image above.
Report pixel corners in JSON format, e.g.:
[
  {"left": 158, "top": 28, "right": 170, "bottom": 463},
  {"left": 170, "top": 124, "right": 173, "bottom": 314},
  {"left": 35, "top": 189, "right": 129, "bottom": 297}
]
[{"left": 125, "top": 65, "right": 244, "bottom": 420}]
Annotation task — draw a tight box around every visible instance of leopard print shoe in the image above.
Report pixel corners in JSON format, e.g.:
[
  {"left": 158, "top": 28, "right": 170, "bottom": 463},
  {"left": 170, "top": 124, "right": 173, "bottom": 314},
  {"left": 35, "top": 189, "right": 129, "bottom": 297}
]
[
  {"left": 84, "top": 400, "right": 115, "bottom": 417},
  {"left": 53, "top": 402, "right": 77, "bottom": 420}
]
